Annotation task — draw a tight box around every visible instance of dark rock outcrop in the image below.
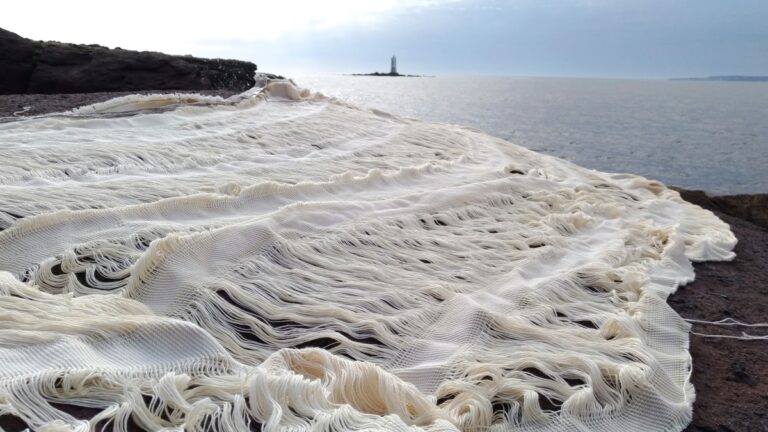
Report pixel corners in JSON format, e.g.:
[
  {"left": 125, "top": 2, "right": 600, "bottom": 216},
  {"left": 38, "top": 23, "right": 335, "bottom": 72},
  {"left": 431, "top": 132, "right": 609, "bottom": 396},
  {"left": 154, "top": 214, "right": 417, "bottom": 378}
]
[
  {"left": 669, "top": 190, "right": 768, "bottom": 432},
  {"left": 0, "top": 28, "right": 37, "bottom": 94},
  {"left": 0, "top": 28, "right": 256, "bottom": 94},
  {"left": 673, "top": 188, "right": 768, "bottom": 229}
]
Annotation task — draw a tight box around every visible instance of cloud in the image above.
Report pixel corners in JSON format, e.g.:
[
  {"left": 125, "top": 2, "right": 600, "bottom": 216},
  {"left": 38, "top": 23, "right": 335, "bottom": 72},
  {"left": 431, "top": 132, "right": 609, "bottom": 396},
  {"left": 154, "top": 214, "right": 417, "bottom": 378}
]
[{"left": 2, "top": 0, "right": 459, "bottom": 55}]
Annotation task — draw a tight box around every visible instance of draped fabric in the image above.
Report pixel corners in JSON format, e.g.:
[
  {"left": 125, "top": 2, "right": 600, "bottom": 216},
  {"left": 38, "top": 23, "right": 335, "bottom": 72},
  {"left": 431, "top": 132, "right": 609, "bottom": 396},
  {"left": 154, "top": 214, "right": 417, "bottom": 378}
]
[{"left": 0, "top": 82, "right": 735, "bottom": 432}]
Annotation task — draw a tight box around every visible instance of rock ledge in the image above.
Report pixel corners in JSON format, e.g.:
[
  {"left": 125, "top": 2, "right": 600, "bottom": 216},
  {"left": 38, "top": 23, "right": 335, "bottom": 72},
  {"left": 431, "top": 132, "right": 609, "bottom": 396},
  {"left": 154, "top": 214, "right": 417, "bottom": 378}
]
[{"left": 0, "top": 28, "right": 256, "bottom": 94}]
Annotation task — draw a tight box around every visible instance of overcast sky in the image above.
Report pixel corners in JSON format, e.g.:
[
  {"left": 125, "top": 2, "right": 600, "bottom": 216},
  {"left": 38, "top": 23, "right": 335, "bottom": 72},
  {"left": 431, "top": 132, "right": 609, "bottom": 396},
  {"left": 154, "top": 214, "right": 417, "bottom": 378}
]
[{"left": 3, "top": 0, "right": 766, "bottom": 78}]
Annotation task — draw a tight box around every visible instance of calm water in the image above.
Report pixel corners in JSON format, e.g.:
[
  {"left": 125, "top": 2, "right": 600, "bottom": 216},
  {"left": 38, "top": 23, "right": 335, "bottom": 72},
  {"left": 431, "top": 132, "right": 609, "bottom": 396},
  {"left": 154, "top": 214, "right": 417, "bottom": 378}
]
[{"left": 296, "top": 75, "right": 768, "bottom": 195}]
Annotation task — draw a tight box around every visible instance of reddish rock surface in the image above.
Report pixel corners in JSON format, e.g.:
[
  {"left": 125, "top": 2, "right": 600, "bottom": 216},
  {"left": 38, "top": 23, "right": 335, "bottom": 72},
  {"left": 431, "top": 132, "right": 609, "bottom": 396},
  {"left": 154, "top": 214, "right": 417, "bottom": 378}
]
[{"left": 669, "top": 199, "right": 768, "bottom": 432}]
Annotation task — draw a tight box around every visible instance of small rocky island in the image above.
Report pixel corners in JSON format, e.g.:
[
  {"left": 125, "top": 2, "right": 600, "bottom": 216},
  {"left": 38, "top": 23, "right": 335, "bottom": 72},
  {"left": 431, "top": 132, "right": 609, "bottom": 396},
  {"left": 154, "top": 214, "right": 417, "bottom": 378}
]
[{"left": 351, "top": 56, "right": 428, "bottom": 77}]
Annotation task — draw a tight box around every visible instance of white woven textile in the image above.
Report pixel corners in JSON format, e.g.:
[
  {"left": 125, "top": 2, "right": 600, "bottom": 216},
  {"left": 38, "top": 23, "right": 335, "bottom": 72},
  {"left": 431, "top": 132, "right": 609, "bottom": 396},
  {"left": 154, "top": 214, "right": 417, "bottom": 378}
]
[{"left": 0, "top": 82, "right": 736, "bottom": 431}]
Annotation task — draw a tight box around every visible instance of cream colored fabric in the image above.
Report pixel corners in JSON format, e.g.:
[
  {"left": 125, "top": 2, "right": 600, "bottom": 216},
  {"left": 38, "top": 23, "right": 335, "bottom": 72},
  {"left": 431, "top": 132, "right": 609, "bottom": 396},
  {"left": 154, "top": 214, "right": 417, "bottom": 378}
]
[{"left": 0, "top": 82, "right": 735, "bottom": 431}]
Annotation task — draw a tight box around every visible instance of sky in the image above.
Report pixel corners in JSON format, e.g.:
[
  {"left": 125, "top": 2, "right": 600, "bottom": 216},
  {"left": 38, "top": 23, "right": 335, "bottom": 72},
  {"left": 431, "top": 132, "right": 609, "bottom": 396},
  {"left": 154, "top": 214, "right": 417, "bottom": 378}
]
[{"left": 3, "top": 0, "right": 767, "bottom": 78}]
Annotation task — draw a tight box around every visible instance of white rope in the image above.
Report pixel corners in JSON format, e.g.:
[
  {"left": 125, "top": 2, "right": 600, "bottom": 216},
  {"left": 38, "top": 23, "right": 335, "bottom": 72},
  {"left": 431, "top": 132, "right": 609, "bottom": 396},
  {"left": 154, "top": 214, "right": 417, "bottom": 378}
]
[
  {"left": 684, "top": 317, "right": 768, "bottom": 327},
  {"left": 690, "top": 331, "right": 768, "bottom": 341},
  {"left": 685, "top": 318, "right": 768, "bottom": 340},
  {"left": 12, "top": 106, "right": 32, "bottom": 116}
]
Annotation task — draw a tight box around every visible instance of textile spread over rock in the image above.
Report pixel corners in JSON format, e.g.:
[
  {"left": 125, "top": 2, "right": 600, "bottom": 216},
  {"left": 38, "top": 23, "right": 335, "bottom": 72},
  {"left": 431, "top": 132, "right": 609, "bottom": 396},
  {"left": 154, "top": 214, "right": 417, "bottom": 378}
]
[{"left": 0, "top": 82, "right": 739, "bottom": 431}]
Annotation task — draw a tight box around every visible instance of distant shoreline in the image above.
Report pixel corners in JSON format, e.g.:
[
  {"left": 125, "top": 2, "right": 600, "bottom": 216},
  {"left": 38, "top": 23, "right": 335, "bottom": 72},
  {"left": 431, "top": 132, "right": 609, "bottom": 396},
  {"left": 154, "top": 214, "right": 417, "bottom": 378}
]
[{"left": 670, "top": 75, "right": 768, "bottom": 82}]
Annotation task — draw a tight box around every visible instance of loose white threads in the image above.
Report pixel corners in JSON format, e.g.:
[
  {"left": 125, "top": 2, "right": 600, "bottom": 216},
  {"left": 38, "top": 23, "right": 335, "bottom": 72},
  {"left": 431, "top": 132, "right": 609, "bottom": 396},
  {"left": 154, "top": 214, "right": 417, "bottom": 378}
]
[{"left": 686, "top": 317, "right": 768, "bottom": 340}]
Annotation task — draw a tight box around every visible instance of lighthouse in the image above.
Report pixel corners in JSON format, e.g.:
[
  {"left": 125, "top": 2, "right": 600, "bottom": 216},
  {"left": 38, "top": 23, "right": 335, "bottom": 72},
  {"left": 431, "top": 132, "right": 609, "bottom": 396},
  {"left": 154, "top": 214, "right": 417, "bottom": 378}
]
[{"left": 390, "top": 55, "right": 397, "bottom": 75}]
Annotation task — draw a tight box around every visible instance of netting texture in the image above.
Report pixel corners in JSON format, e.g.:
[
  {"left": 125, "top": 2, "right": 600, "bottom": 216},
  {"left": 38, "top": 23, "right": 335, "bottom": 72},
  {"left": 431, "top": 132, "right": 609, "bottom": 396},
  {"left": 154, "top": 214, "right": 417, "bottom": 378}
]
[{"left": 0, "top": 82, "right": 736, "bottom": 432}]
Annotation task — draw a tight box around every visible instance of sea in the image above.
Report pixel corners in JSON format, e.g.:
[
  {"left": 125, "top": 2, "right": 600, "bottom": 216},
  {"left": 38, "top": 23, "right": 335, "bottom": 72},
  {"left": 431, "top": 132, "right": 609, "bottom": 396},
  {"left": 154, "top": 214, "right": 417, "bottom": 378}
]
[{"left": 296, "top": 75, "right": 768, "bottom": 195}]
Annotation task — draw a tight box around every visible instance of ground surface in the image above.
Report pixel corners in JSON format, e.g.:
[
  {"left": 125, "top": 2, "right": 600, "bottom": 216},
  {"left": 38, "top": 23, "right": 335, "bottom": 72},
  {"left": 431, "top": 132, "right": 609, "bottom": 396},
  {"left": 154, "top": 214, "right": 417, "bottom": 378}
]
[
  {"left": 0, "top": 90, "right": 237, "bottom": 118},
  {"left": 670, "top": 208, "right": 768, "bottom": 432}
]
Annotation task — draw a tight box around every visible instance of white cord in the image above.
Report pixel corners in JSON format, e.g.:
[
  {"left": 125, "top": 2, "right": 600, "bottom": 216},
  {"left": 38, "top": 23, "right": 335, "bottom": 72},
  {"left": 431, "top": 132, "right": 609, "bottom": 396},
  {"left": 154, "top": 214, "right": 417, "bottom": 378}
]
[
  {"left": 684, "top": 317, "right": 768, "bottom": 327},
  {"left": 685, "top": 317, "right": 768, "bottom": 340},
  {"left": 690, "top": 331, "right": 768, "bottom": 340},
  {"left": 12, "top": 106, "right": 32, "bottom": 116}
]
